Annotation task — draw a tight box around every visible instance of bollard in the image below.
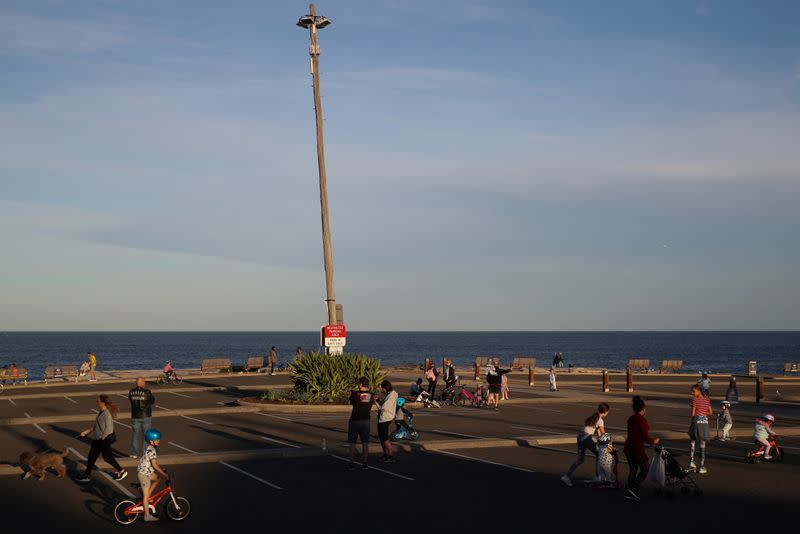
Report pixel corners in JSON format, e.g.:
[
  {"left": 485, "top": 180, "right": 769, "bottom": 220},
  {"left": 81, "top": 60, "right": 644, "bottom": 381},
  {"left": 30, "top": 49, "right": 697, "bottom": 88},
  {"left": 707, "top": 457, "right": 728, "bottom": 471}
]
[
  {"left": 474, "top": 362, "right": 480, "bottom": 381},
  {"left": 626, "top": 369, "right": 633, "bottom": 392},
  {"left": 529, "top": 366, "right": 535, "bottom": 386},
  {"left": 756, "top": 376, "right": 764, "bottom": 404},
  {"left": 602, "top": 369, "right": 609, "bottom": 393}
]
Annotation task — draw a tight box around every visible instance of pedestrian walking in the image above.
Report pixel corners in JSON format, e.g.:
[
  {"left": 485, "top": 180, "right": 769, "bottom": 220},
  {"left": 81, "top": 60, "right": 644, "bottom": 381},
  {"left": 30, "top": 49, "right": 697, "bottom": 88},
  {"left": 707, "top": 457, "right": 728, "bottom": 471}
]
[
  {"left": 88, "top": 351, "right": 97, "bottom": 381},
  {"left": 76, "top": 394, "right": 127, "bottom": 483},
  {"left": 698, "top": 372, "right": 711, "bottom": 397},
  {"left": 377, "top": 380, "right": 398, "bottom": 463},
  {"left": 425, "top": 360, "right": 439, "bottom": 398},
  {"left": 128, "top": 377, "right": 155, "bottom": 458},
  {"left": 623, "top": 396, "right": 659, "bottom": 501},
  {"left": 720, "top": 401, "right": 733, "bottom": 441},
  {"left": 561, "top": 402, "right": 610, "bottom": 486},
  {"left": 549, "top": 366, "right": 558, "bottom": 391},
  {"left": 689, "top": 384, "right": 713, "bottom": 473},
  {"left": 486, "top": 358, "right": 510, "bottom": 410},
  {"left": 501, "top": 372, "right": 509, "bottom": 400},
  {"left": 442, "top": 359, "right": 457, "bottom": 397},
  {"left": 347, "top": 377, "right": 375, "bottom": 469},
  {"left": 269, "top": 346, "right": 278, "bottom": 375}
]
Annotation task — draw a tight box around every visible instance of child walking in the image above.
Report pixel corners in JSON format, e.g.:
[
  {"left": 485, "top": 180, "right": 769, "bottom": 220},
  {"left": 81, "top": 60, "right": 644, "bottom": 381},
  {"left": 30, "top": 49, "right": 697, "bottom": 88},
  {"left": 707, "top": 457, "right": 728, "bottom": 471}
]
[
  {"left": 720, "top": 401, "right": 733, "bottom": 441},
  {"left": 689, "top": 384, "right": 713, "bottom": 473},
  {"left": 549, "top": 366, "right": 558, "bottom": 391}
]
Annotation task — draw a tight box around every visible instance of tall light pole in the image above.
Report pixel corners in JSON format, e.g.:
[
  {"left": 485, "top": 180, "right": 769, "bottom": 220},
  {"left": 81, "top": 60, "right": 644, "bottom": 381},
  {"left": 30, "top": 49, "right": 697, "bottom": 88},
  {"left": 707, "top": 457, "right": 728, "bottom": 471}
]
[{"left": 297, "top": 4, "right": 337, "bottom": 327}]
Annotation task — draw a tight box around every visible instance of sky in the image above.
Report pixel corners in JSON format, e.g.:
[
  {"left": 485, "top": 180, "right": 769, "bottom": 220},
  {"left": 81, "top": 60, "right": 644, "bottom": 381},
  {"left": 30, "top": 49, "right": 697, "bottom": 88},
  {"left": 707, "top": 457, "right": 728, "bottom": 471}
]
[{"left": 1, "top": 0, "right": 799, "bottom": 331}]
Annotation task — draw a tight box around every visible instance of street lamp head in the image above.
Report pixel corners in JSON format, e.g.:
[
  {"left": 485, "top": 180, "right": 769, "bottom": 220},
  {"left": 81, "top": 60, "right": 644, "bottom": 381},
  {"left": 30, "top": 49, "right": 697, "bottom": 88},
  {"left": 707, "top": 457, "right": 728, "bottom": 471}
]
[{"left": 296, "top": 14, "right": 331, "bottom": 29}]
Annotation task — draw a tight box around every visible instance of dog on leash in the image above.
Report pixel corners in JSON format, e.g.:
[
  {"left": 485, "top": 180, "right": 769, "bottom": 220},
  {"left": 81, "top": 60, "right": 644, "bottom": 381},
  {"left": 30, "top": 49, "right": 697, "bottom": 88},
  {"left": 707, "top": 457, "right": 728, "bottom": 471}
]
[{"left": 19, "top": 449, "right": 69, "bottom": 480}]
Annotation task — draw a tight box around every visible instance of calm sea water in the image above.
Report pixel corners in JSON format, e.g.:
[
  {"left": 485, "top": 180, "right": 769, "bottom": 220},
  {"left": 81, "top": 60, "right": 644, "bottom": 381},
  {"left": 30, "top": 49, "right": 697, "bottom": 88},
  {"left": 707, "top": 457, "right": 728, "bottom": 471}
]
[{"left": 1, "top": 331, "right": 799, "bottom": 380}]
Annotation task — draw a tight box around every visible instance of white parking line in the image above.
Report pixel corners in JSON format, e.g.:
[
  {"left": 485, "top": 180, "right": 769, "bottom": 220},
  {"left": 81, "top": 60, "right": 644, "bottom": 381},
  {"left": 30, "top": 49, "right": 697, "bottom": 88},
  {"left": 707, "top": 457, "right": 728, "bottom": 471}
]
[
  {"left": 168, "top": 391, "right": 193, "bottom": 399},
  {"left": 63, "top": 396, "right": 78, "bottom": 404},
  {"left": 432, "top": 429, "right": 485, "bottom": 439},
  {"left": 436, "top": 450, "right": 536, "bottom": 473},
  {"left": 6, "top": 398, "right": 17, "bottom": 406},
  {"left": 261, "top": 436, "right": 301, "bottom": 448},
  {"left": 168, "top": 441, "right": 199, "bottom": 454},
  {"left": 67, "top": 447, "right": 135, "bottom": 498},
  {"left": 255, "top": 412, "right": 295, "bottom": 423},
  {"left": 24, "top": 412, "right": 47, "bottom": 433},
  {"left": 117, "top": 394, "right": 129, "bottom": 400},
  {"left": 513, "top": 405, "right": 564, "bottom": 413},
  {"left": 219, "top": 461, "right": 283, "bottom": 490},
  {"left": 330, "top": 454, "right": 415, "bottom": 481},
  {"left": 511, "top": 425, "right": 569, "bottom": 435},
  {"left": 155, "top": 405, "right": 172, "bottom": 411},
  {"left": 181, "top": 415, "right": 213, "bottom": 425}
]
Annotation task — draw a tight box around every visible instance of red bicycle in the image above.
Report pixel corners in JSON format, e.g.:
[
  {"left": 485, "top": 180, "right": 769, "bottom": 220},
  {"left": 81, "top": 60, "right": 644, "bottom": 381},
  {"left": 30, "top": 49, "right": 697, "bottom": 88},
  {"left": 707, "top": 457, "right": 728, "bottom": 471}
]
[
  {"left": 113, "top": 473, "right": 191, "bottom": 525},
  {"left": 745, "top": 435, "right": 784, "bottom": 463}
]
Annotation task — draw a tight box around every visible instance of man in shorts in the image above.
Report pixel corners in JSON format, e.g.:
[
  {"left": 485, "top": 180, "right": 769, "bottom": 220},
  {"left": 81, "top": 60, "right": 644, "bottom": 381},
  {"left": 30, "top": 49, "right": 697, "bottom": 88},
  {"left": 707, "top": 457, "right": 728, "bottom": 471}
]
[
  {"left": 347, "top": 377, "right": 374, "bottom": 470},
  {"left": 138, "top": 428, "right": 168, "bottom": 522},
  {"left": 88, "top": 351, "right": 97, "bottom": 382}
]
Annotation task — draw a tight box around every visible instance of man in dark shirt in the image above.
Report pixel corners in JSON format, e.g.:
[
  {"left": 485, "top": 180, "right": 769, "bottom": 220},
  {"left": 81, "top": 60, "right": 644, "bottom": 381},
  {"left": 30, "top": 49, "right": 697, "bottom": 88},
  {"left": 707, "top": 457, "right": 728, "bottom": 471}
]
[
  {"left": 347, "top": 377, "right": 374, "bottom": 470},
  {"left": 128, "top": 377, "right": 155, "bottom": 458}
]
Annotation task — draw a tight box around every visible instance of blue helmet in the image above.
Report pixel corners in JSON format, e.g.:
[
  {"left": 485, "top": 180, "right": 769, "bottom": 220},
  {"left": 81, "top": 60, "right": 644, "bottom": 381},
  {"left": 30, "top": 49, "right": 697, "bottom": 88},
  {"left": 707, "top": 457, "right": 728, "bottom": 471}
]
[
  {"left": 396, "top": 397, "right": 406, "bottom": 407},
  {"left": 145, "top": 428, "right": 162, "bottom": 442}
]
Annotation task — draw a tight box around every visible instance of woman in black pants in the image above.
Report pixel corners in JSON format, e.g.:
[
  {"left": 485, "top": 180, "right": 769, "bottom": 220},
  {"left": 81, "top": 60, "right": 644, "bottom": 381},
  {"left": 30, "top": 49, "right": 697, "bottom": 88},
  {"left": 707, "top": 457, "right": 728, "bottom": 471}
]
[{"left": 76, "top": 395, "right": 127, "bottom": 482}]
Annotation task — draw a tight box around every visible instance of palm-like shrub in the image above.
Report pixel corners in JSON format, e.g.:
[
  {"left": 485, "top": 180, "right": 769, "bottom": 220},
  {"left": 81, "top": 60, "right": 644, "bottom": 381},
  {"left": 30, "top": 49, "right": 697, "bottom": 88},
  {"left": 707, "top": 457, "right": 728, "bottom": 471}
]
[{"left": 291, "top": 352, "right": 385, "bottom": 401}]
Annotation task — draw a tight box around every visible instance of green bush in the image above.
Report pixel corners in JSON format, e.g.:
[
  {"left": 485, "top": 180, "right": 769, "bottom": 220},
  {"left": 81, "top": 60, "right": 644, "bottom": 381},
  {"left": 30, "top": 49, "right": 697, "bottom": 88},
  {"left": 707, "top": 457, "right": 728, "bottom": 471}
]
[{"left": 291, "top": 352, "right": 385, "bottom": 401}]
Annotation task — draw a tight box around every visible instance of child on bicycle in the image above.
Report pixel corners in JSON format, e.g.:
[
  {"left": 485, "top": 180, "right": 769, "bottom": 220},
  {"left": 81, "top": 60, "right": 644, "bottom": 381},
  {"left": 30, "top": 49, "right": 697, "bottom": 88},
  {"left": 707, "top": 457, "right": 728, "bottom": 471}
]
[
  {"left": 138, "top": 428, "right": 168, "bottom": 522},
  {"left": 163, "top": 361, "right": 176, "bottom": 380},
  {"left": 753, "top": 414, "right": 777, "bottom": 459}
]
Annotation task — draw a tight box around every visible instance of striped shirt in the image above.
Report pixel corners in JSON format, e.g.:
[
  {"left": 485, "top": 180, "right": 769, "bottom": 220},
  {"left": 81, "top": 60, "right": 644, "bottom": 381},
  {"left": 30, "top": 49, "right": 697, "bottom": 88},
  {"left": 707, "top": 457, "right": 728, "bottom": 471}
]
[{"left": 691, "top": 395, "right": 712, "bottom": 417}]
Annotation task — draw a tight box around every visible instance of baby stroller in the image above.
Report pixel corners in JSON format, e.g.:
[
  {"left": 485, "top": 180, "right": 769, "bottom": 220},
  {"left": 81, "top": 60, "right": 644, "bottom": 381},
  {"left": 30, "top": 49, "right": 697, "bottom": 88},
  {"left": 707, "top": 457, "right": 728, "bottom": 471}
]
[
  {"left": 392, "top": 405, "right": 420, "bottom": 441},
  {"left": 584, "top": 433, "right": 619, "bottom": 489},
  {"left": 652, "top": 445, "right": 702, "bottom": 497}
]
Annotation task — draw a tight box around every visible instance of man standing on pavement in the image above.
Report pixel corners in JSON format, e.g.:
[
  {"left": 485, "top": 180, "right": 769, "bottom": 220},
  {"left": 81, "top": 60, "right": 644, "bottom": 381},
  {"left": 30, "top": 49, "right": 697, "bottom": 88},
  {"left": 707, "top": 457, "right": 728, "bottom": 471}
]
[
  {"left": 269, "top": 346, "right": 278, "bottom": 375},
  {"left": 347, "top": 377, "right": 375, "bottom": 469},
  {"left": 88, "top": 351, "right": 97, "bottom": 382},
  {"left": 128, "top": 377, "right": 155, "bottom": 459}
]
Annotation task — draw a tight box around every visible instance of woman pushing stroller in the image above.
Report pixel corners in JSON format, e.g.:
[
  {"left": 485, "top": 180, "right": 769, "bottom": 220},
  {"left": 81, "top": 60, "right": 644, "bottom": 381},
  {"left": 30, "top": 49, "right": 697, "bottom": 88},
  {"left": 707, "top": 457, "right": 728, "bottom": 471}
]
[{"left": 561, "top": 403, "right": 610, "bottom": 487}]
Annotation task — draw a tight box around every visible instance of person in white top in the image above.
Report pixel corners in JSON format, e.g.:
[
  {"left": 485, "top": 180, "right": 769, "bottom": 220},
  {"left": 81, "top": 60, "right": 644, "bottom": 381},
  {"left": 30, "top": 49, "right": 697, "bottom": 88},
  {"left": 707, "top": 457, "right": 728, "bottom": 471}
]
[
  {"left": 377, "top": 380, "right": 399, "bottom": 463},
  {"left": 561, "top": 403, "right": 610, "bottom": 486}
]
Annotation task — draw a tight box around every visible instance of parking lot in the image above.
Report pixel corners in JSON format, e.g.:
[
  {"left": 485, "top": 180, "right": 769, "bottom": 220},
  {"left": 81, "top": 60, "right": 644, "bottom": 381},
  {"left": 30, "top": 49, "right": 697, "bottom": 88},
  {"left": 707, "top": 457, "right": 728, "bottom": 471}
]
[{"left": 1, "top": 371, "right": 798, "bottom": 530}]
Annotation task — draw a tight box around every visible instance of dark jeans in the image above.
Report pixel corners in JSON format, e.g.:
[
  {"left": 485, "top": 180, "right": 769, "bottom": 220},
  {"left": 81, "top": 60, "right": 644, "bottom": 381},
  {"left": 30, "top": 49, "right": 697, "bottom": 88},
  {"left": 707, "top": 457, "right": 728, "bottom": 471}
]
[
  {"left": 625, "top": 452, "right": 649, "bottom": 493},
  {"left": 566, "top": 434, "right": 598, "bottom": 477},
  {"left": 427, "top": 380, "right": 437, "bottom": 398},
  {"left": 84, "top": 437, "right": 123, "bottom": 475}
]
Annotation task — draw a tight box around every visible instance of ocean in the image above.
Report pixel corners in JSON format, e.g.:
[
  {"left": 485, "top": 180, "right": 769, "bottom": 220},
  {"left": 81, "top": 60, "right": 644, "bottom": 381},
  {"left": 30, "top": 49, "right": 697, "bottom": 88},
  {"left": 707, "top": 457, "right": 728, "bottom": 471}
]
[{"left": 1, "top": 331, "right": 799, "bottom": 380}]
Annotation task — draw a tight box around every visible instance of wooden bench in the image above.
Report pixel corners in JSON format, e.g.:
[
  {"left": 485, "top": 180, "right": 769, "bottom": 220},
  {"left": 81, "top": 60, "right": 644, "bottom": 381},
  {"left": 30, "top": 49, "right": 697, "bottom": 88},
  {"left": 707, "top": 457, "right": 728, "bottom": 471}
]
[
  {"left": 511, "top": 357, "right": 536, "bottom": 370},
  {"left": 784, "top": 362, "right": 800, "bottom": 375},
  {"left": 0, "top": 367, "right": 28, "bottom": 384},
  {"left": 244, "top": 356, "right": 265, "bottom": 373},
  {"left": 43, "top": 365, "right": 79, "bottom": 383},
  {"left": 659, "top": 359, "right": 684, "bottom": 373},
  {"left": 626, "top": 359, "right": 651, "bottom": 373},
  {"left": 200, "top": 358, "right": 232, "bottom": 374}
]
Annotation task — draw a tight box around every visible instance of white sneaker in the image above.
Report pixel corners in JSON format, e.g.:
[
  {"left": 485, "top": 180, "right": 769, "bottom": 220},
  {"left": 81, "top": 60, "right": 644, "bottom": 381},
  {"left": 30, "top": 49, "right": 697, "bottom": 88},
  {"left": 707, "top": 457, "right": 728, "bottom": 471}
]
[
  {"left": 561, "top": 475, "right": 572, "bottom": 487},
  {"left": 699, "top": 466, "right": 707, "bottom": 474},
  {"left": 689, "top": 461, "right": 697, "bottom": 470},
  {"left": 764, "top": 455, "right": 773, "bottom": 460}
]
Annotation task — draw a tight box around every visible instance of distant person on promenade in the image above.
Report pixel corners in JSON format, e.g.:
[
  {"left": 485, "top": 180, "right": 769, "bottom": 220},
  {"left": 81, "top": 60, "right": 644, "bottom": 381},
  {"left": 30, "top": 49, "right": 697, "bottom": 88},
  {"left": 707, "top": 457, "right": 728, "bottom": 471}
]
[
  {"left": 376, "top": 380, "right": 398, "bottom": 463},
  {"left": 442, "top": 359, "right": 457, "bottom": 399},
  {"left": 561, "top": 403, "right": 610, "bottom": 486},
  {"left": 720, "top": 401, "right": 733, "bottom": 441},
  {"left": 549, "top": 366, "right": 558, "bottom": 391},
  {"left": 3, "top": 363, "right": 20, "bottom": 386},
  {"left": 347, "top": 377, "right": 375, "bottom": 470},
  {"left": 486, "top": 359, "right": 510, "bottom": 410},
  {"left": 623, "top": 396, "right": 659, "bottom": 501},
  {"left": 269, "top": 346, "right": 278, "bottom": 375},
  {"left": 501, "top": 372, "right": 509, "bottom": 400},
  {"left": 425, "top": 361, "right": 439, "bottom": 398},
  {"left": 88, "top": 351, "right": 97, "bottom": 381},
  {"left": 698, "top": 372, "right": 711, "bottom": 397},
  {"left": 689, "top": 384, "right": 712, "bottom": 474},
  {"left": 128, "top": 377, "right": 155, "bottom": 458},
  {"left": 79, "top": 359, "right": 90, "bottom": 378},
  {"left": 76, "top": 395, "right": 127, "bottom": 483}
]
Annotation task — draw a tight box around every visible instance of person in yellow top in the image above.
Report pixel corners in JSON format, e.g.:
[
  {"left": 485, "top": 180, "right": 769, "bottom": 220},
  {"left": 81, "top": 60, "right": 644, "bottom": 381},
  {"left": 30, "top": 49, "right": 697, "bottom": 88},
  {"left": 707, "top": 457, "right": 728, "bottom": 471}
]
[{"left": 88, "top": 351, "right": 97, "bottom": 382}]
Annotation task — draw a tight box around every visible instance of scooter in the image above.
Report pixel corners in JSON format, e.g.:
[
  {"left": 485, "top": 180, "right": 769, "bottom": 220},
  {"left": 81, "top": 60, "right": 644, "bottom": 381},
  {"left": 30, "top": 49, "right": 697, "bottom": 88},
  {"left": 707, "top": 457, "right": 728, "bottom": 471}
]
[
  {"left": 391, "top": 407, "right": 420, "bottom": 441},
  {"left": 745, "top": 435, "right": 784, "bottom": 463}
]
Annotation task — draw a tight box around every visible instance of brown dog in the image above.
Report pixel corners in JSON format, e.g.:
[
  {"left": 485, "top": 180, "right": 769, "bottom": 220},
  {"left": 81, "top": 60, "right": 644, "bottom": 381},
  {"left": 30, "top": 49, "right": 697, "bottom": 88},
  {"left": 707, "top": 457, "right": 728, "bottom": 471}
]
[{"left": 19, "top": 449, "right": 69, "bottom": 480}]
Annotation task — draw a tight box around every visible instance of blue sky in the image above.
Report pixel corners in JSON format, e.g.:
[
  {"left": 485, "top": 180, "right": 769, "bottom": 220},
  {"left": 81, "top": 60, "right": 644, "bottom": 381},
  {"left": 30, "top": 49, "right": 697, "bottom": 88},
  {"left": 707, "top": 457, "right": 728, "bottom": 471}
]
[{"left": 1, "top": 0, "right": 798, "bottom": 330}]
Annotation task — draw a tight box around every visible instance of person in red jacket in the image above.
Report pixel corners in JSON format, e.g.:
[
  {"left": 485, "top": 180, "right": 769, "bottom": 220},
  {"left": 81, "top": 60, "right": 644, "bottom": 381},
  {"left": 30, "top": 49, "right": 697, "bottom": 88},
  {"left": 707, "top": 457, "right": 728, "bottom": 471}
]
[{"left": 623, "top": 396, "right": 660, "bottom": 501}]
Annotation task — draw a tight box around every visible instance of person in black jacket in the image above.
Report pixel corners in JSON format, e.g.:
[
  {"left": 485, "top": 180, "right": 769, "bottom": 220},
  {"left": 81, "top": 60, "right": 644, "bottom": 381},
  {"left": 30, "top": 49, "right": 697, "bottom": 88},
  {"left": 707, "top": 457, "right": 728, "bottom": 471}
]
[
  {"left": 128, "top": 377, "right": 155, "bottom": 458},
  {"left": 486, "top": 358, "right": 510, "bottom": 410}
]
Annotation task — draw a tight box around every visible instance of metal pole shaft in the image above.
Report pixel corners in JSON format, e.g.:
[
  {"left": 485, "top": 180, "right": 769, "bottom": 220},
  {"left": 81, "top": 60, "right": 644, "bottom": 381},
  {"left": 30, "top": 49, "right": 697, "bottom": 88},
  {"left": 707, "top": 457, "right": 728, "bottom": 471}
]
[{"left": 308, "top": 3, "right": 337, "bottom": 326}]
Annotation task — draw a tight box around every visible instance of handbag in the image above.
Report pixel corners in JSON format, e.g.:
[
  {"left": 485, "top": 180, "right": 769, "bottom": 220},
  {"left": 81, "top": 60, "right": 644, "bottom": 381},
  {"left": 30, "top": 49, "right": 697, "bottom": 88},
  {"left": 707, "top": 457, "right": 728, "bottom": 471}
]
[{"left": 105, "top": 432, "right": 117, "bottom": 444}]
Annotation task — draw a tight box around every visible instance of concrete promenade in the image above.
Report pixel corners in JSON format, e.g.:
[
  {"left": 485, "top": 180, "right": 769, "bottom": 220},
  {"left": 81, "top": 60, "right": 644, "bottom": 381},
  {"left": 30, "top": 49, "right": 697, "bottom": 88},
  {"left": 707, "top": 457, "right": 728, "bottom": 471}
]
[{"left": 1, "top": 368, "right": 798, "bottom": 531}]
